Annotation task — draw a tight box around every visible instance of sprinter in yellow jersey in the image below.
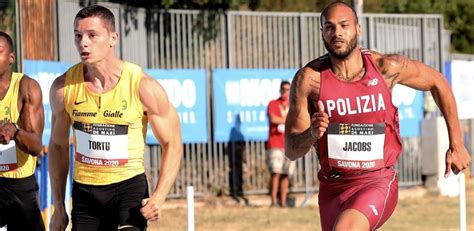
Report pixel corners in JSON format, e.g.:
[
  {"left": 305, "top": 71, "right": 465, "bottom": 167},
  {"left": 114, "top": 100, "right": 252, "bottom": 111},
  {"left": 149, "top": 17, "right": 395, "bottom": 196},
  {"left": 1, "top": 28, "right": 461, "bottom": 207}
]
[
  {"left": 48, "top": 5, "right": 183, "bottom": 231},
  {"left": 0, "top": 31, "right": 45, "bottom": 231}
]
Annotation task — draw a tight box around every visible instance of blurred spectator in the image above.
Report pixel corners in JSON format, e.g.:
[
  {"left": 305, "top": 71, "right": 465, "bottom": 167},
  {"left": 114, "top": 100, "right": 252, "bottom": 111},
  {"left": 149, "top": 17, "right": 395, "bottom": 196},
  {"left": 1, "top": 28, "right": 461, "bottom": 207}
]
[{"left": 266, "top": 80, "right": 295, "bottom": 207}]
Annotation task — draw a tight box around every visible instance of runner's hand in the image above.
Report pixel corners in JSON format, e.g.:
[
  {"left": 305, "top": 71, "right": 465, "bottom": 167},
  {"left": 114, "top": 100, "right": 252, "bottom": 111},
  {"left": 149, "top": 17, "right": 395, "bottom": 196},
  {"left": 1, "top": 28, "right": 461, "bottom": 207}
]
[
  {"left": 141, "top": 197, "right": 163, "bottom": 222},
  {"left": 444, "top": 145, "right": 471, "bottom": 177},
  {"left": 310, "top": 100, "right": 329, "bottom": 139},
  {"left": 49, "top": 207, "right": 69, "bottom": 231},
  {"left": 0, "top": 123, "right": 16, "bottom": 144}
]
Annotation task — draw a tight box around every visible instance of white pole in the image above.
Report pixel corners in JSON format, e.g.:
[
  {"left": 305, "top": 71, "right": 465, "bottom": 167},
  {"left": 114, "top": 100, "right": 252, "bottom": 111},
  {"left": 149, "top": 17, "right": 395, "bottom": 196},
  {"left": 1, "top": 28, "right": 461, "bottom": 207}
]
[
  {"left": 300, "top": 153, "right": 312, "bottom": 208},
  {"left": 459, "top": 173, "right": 466, "bottom": 231},
  {"left": 187, "top": 186, "right": 195, "bottom": 231}
]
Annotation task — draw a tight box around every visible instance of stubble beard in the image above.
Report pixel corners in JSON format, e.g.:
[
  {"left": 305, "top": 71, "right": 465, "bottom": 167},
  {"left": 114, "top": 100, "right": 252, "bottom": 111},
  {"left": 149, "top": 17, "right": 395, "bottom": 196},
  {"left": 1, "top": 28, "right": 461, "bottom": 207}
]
[{"left": 323, "top": 35, "right": 358, "bottom": 60}]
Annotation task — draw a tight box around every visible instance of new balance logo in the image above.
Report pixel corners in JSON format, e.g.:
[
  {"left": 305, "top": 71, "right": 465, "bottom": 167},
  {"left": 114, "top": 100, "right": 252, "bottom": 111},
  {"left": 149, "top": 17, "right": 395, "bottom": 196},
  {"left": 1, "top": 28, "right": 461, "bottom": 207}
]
[{"left": 368, "top": 78, "right": 378, "bottom": 86}]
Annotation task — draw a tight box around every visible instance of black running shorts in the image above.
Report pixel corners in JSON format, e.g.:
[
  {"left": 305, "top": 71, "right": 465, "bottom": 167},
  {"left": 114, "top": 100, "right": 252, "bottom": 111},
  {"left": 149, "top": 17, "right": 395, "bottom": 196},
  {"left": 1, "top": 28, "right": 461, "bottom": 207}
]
[
  {"left": 72, "top": 173, "right": 149, "bottom": 231},
  {"left": 0, "top": 175, "right": 45, "bottom": 231}
]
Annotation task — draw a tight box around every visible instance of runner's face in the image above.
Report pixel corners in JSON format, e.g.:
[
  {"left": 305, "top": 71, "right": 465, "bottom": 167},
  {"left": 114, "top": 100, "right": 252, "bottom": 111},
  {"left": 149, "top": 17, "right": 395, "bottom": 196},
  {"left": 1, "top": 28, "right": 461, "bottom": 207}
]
[
  {"left": 74, "top": 17, "right": 117, "bottom": 64},
  {"left": 0, "top": 37, "right": 13, "bottom": 76},
  {"left": 321, "top": 5, "right": 360, "bottom": 59}
]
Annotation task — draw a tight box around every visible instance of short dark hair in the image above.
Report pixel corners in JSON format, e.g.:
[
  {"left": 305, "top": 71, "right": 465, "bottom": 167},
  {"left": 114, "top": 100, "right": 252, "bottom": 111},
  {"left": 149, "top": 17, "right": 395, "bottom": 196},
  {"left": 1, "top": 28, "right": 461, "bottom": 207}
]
[
  {"left": 0, "top": 31, "right": 14, "bottom": 52},
  {"left": 75, "top": 5, "right": 116, "bottom": 32},
  {"left": 280, "top": 80, "right": 290, "bottom": 89},
  {"left": 320, "top": 1, "right": 358, "bottom": 27}
]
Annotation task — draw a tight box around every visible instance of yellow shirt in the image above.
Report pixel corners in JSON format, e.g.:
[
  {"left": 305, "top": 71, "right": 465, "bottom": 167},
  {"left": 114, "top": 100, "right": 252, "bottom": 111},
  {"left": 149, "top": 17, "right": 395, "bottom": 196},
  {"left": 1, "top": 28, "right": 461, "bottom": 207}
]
[
  {"left": 0, "top": 73, "right": 37, "bottom": 178},
  {"left": 64, "top": 62, "right": 146, "bottom": 185}
]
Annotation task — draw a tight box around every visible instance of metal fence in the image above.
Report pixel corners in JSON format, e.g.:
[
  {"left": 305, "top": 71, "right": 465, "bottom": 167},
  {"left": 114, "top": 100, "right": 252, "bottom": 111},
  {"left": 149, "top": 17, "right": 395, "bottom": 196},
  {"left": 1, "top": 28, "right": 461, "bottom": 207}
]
[{"left": 54, "top": 2, "right": 447, "bottom": 197}]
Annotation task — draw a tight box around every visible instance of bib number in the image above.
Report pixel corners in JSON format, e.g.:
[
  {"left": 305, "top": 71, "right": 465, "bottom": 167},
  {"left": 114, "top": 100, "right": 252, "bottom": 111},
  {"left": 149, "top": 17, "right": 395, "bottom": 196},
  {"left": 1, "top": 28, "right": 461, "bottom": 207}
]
[
  {"left": 327, "top": 123, "right": 385, "bottom": 170},
  {"left": 74, "top": 122, "right": 129, "bottom": 167}
]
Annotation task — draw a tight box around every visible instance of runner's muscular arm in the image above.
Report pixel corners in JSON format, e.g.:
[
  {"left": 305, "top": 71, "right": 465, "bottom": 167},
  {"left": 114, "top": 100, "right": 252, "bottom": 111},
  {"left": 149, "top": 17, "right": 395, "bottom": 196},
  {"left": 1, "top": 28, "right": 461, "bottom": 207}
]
[
  {"left": 17, "top": 77, "right": 44, "bottom": 155},
  {"left": 48, "top": 75, "right": 71, "bottom": 231},
  {"left": 285, "top": 67, "right": 327, "bottom": 160},
  {"left": 373, "top": 52, "right": 471, "bottom": 176},
  {"left": 0, "top": 76, "right": 44, "bottom": 155},
  {"left": 139, "top": 74, "right": 183, "bottom": 221}
]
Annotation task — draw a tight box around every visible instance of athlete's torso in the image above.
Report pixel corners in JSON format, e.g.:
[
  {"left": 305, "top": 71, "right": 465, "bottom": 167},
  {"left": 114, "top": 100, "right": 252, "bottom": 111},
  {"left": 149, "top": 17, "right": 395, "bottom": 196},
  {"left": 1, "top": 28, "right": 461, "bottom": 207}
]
[
  {"left": 64, "top": 62, "right": 146, "bottom": 185},
  {"left": 0, "top": 73, "right": 37, "bottom": 178},
  {"left": 316, "top": 50, "right": 402, "bottom": 177}
]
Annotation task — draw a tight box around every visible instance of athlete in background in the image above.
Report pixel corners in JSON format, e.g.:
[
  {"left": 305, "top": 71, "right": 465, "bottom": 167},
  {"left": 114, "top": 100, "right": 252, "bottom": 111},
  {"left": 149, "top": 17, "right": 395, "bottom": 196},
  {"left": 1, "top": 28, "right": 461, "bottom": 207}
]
[
  {"left": 266, "top": 80, "right": 295, "bottom": 207},
  {"left": 0, "top": 31, "right": 45, "bottom": 231}
]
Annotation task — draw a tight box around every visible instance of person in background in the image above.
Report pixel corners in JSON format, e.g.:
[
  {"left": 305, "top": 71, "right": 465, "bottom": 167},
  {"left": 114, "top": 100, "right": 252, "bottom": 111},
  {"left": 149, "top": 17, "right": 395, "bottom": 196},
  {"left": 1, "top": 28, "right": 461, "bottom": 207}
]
[
  {"left": 267, "top": 80, "right": 295, "bottom": 207},
  {"left": 0, "top": 31, "right": 45, "bottom": 231}
]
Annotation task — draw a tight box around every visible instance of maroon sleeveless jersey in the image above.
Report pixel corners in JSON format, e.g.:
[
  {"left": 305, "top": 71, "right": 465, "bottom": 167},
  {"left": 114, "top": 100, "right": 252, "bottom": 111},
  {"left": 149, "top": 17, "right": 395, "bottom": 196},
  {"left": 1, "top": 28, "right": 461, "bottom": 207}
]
[{"left": 316, "top": 50, "right": 402, "bottom": 177}]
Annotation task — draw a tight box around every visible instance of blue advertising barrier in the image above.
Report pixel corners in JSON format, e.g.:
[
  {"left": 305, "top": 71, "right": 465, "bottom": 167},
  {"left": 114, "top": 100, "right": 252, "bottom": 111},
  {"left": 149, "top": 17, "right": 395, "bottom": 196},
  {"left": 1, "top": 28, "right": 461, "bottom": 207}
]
[
  {"left": 212, "top": 69, "right": 296, "bottom": 142},
  {"left": 146, "top": 69, "right": 208, "bottom": 144},
  {"left": 445, "top": 60, "right": 474, "bottom": 120}
]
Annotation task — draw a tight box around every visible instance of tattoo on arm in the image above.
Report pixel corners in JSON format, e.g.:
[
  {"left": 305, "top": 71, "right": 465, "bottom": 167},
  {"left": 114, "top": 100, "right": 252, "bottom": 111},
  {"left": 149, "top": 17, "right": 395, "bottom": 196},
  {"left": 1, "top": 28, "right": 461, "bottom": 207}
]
[
  {"left": 288, "top": 129, "right": 314, "bottom": 156},
  {"left": 309, "top": 77, "right": 319, "bottom": 90},
  {"left": 378, "top": 54, "right": 409, "bottom": 87},
  {"left": 378, "top": 58, "right": 388, "bottom": 75},
  {"left": 290, "top": 72, "right": 304, "bottom": 106},
  {"left": 387, "top": 72, "right": 400, "bottom": 88},
  {"left": 291, "top": 140, "right": 309, "bottom": 151}
]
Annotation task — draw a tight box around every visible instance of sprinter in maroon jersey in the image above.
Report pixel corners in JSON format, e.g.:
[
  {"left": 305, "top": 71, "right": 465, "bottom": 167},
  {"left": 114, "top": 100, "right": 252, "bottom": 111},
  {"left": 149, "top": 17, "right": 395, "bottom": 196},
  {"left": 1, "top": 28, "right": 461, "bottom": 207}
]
[{"left": 284, "top": 1, "right": 471, "bottom": 231}]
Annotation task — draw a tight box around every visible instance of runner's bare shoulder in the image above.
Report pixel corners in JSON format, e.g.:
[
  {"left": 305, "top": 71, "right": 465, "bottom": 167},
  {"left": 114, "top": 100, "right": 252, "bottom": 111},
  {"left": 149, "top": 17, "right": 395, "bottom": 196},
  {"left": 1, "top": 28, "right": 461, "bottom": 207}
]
[
  {"left": 294, "top": 54, "right": 330, "bottom": 96},
  {"left": 18, "top": 74, "right": 42, "bottom": 97},
  {"left": 367, "top": 49, "right": 384, "bottom": 66},
  {"left": 304, "top": 54, "right": 330, "bottom": 73},
  {"left": 49, "top": 74, "right": 67, "bottom": 106}
]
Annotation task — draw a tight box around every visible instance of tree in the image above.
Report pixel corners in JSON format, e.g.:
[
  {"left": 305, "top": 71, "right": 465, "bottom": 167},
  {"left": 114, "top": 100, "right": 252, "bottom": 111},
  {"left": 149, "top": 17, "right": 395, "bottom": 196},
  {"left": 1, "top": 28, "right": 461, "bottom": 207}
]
[
  {"left": 382, "top": 0, "right": 474, "bottom": 54},
  {"left": 0, "top": 0, "right": 17, "bottom": 70}
]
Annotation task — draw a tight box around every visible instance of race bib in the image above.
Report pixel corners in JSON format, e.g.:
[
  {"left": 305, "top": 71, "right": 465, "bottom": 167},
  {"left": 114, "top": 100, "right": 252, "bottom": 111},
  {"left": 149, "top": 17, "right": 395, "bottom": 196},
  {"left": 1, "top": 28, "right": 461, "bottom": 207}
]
[
  {"left": 0, "top": 141, "right": 18, "bottom": 172},
  {"left": 74, "top": 122, "right": 129, "bottom": 167},
  {"left": 327, "top": 123, "right": 385, "bottom": 170}
]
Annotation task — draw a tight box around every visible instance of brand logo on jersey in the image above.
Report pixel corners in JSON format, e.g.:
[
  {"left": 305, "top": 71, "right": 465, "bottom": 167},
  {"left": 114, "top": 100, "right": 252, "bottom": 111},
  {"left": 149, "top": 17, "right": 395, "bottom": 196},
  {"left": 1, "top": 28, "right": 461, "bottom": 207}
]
[
  {"left": 74, "top": 100, "right": 87, "bottom": 105},
  {"left": 325, "top": 93, "right": 386, "bottom": 117},
  {"left": 121, "top": 100, "right": 127, "bottom": 110},
  {"left": 368, "top": 78, "right": 378, "bottom": 86},
  {"left": 4, "top": 106, "right": 9, "bottom": 116},
  {"left": 369, "top": 205, "right": 379, "bottom": 216}
]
